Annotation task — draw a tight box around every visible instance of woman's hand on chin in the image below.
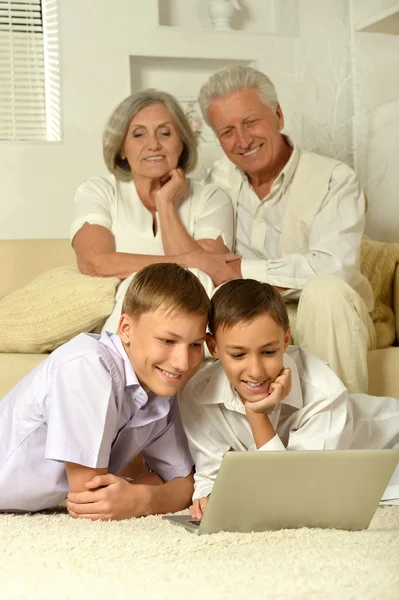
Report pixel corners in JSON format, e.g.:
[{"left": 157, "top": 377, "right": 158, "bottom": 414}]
[{"left": 155, "top": 168, "right": 189, "bottom": 211}]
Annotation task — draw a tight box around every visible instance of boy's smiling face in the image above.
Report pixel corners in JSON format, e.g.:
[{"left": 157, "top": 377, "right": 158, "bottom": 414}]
[
  {"left": 207, "top": 313, "right": 290, "bottom": 404},
  {"left": 118, "top": 307, "right": 207, "bottom": 397}
]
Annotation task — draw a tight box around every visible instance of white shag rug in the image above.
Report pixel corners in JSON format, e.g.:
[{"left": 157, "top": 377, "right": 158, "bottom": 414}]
[{"left": 1, "top": 506, "right": 399, "bottom": 600}]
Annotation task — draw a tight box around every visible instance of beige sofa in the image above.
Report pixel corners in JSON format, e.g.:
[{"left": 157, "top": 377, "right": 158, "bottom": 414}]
[
  {"left": 0, "top": 240, "right": 76, "bottom": 398},
  {"left": 0, "top": 239, "right": 398, "bottom": 399}
]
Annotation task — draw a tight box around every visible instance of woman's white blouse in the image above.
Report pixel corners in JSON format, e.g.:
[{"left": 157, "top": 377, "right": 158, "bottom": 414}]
[{"left": 70, "top": 175, "right": 234, "bottom": 251}]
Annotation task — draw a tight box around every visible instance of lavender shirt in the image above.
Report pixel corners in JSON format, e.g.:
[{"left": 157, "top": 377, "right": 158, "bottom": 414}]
[{"left": 0, "top": 332, "right": 193, "bottom": 512}]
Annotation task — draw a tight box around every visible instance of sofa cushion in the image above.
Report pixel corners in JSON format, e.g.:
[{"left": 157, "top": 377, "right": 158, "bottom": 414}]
[
  {"left": 0, "top": 239, "right": 75, "bottom": 300},
  {"left": 394, "top": 265, "right": 399, "bottom": 341},
  {"left": 367, "top": 347, "right": 399, "bottom": 398},
  {"left": 361, "top": 238, "right": 399, "bottom": 348},
  {"left": 0, "top": 265, "right": 120, "bottom": 353}
]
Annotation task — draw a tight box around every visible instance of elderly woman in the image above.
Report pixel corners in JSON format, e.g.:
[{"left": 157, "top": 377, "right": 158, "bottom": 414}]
[{"left": 71, "top": 89, "right": 237, "bottom": 332}]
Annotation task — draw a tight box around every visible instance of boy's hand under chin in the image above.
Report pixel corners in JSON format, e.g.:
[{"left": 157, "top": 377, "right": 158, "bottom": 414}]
[{"left": 245, "top": 367, "right": 292, "bottom": 415}]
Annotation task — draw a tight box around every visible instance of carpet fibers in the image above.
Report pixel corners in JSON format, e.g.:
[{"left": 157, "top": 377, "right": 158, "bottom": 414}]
[{"left": 1, "top": 506, "right": 398, "bottom": 600}]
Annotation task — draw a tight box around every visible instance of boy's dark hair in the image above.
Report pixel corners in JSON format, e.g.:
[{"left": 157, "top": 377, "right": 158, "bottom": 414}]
[
  {"left": 209, "top": 279, "right": 289, "bottom": 335},
  {"left": 122, "top": 263, "right": 210, "bottom": 319}
]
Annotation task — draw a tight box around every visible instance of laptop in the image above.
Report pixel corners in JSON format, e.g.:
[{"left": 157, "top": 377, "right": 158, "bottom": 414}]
[{"left": 163, "top": 449, "right": 399, "bottom": 535}]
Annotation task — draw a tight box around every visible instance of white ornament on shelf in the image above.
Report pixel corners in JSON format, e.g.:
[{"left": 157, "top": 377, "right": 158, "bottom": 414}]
[{"left": 208, "top": 0, "right": 241, "bottom": 31}]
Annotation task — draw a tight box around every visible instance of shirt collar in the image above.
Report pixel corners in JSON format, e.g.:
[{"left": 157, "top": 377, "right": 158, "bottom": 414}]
[
  {"left": 99, "top": 332, "right": 141, "bottom": 389},
  {"left": 197, "top": 349, "right": 303, "bottom": 412},
  {"left": 98, "top": 333, "right": 174, "bottom": 415},
  {"left": 279, "top": 351, "right": 302, "bottom": 409},
  {"left": 276, "top": 135, "right": 299, "bottom": 194}
]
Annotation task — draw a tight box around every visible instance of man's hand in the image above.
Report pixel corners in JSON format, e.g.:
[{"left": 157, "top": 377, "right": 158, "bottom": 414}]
[
  {"left": 181, "top": 250, "right": 242, "bottom": 287},
  {"left": 189, "top": 496, "right": 210, "bottom": 520},
  {"left": 228, "top": 257, "right": 242, "bottom": 278},
  {"left": 155, "top": 168, "right": 188, "bottom": 210},
  {"left": 245, "top": 367, "right": 292, "bottom": 415},
  {"left": 67, "top": 473, "right": 150, "bottom": 521}
]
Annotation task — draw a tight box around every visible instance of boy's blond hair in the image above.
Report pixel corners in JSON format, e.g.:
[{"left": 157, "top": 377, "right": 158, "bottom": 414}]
[
  {"left": 122, "top": 263, "right": 210, "bottom": 320},
  {"left": 209, "top": 279, "right": 289, "bottom": 335}
]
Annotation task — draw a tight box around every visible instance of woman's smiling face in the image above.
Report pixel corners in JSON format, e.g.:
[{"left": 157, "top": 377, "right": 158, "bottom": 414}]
[{"left": 121, "top": 102, "right": 184, "bottom": 181}]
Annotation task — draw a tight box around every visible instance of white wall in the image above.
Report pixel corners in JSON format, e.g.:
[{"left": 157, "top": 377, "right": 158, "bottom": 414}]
[
  {"left": 0, "top": 0, "right": 260, "bottom": 239},
  {"left": 1, "top": 0, "right": 395, "bottom": 241},
  {"left": 350, "top": 0, "right": 399, "bottom": 243},
  {"left": 278, "top": 0, "right": 353, "bottom": 166}
]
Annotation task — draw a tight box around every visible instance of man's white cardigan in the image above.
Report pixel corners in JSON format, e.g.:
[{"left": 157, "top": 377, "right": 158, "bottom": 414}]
[{"left": 207, "top": 151, "right": 373, "bottom": 310}]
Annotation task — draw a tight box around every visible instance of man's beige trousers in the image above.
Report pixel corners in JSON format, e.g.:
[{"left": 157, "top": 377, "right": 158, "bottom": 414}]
[{"left": 286, "top": 276, "right": 377, "bottom": 394}]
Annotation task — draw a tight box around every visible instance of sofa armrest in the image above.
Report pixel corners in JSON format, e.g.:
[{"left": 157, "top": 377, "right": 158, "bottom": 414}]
[
  {"left": 0, "top": 239, "right": 75, "bottom": 299},
  {"left": 394, "top": 264, "right": 399, "bottom": 343}
]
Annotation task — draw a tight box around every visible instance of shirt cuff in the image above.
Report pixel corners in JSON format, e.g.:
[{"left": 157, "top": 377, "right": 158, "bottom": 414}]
[
  {"left": 241, "top": 260, "right": 305, "bottom": 291},
  {"left": 241, "top": 259, "right": 268, "bottom": 281},
  {"left": 192, "top": 481, "right": 214, "bottom": 501},
  {"left": 45, "top": 445, "right": 108, "bottom": 468},
  {"left": 249, "top": 434, "right": 287, "bottom": 452},
  {"left": 194, "top": 228, "right": 233, "bottom": 250},
  {"left": 70, "top": 215, "right": 112, "bottom": 241}
]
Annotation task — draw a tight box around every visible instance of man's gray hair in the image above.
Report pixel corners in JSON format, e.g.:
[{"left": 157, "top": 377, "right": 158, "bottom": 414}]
[
  {"left": 103, "top": 89, "right": 198, "bottom": 181},
  {"left": 198, "top": 65, "right": 279, "bottom": 126}
]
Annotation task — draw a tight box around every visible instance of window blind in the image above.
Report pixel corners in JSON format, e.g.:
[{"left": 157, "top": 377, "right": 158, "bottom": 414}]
[{"left": 0, "top": 0, "right": 60, "bottom": 141}]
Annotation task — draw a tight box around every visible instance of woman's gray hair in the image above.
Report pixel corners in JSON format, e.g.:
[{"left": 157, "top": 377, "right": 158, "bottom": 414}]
[
  {"left": 103, "top": 89, "right": 198, "bottom": 181},
  {"left": 198, "top": 66, "right": 279, "bottom": 126}
]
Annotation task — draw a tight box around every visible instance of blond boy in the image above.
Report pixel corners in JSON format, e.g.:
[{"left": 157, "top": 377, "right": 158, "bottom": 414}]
[
  {"left": 181, "top": 279, "right": 399, "bottom": 519},
  {"left": 0, "top": 264, "right": 209, "bottom": 520}
]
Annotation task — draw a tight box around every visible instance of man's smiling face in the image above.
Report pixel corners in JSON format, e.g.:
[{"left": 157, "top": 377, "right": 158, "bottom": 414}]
[{"left": 207, "top": 87, "right": 286, "bottom": 180}]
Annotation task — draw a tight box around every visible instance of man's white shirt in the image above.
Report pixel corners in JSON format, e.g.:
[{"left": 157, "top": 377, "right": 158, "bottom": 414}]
[
  {"left": 181, "top": 347, "right": 399, "bottom": 502},
  {"left": 207, "top": 140, "right": 370, "bottom": 300}
]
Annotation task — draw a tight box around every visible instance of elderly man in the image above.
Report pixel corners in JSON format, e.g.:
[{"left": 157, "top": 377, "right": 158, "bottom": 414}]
[{"left": 192, "top": 65, "right": 376, "bottom": 394}]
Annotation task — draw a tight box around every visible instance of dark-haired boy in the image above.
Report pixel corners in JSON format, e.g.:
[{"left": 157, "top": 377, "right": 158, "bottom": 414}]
[{"left": 181, "top": 279, "right": 399, "bottom": 519}]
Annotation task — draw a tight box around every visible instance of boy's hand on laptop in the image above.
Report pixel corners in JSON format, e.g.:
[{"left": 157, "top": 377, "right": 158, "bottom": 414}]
[
  {"left": 245, "top": 368, "right": 291, "bottom": 415},
  {"left": 67, "top": 473, "right": 150, "bottom": 520},
  {"left": 189, "top": 496, "right": 210, "bottom": 520}
]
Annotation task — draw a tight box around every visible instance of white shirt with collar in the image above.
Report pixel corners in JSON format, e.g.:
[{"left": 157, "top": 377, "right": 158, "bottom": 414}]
[
  {"left": 71, "top": 174, "right": 235, "bottom": 333},
  {"left": 0, "top": 332, "right": 193, "bottom": 513},
  {"left": 181, "top": 346, "right": 399, "bottom": 502},
  {"left": 207, "top": 139, "right": 371, "bottom": 305},
  {"left": 70, "top": 175, "right": 234, "bottom": 251}
]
